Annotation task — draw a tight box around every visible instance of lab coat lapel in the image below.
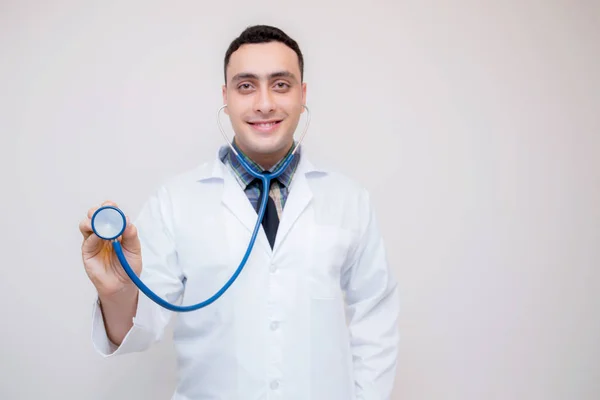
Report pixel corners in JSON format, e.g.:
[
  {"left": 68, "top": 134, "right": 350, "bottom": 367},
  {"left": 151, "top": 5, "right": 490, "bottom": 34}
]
[
  {"left": 198, "top": 148, "right": 325, "bottom": 256},
  {"left": 274, "top": 157, "right": 315, "bottom": 251},
  {"left": 220, "top": 162, "right": 272, "bottom": 255}
]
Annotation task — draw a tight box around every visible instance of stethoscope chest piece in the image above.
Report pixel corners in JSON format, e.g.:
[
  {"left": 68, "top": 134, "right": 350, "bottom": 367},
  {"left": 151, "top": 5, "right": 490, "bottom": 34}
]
[{"left": 91, "top": 206, "right": 126, "bottom": 241}]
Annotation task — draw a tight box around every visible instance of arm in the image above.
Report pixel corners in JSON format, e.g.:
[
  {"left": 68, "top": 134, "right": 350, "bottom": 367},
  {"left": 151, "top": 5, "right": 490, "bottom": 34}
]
[
  {"left": 91, "top": 186, "right": 185, "bottom": 357},
  {"left": 98, "top": 289, "right": 139, "bottom": 346},
  {"left": 341, "top": 189, "right": 400, "bottom": 399}
]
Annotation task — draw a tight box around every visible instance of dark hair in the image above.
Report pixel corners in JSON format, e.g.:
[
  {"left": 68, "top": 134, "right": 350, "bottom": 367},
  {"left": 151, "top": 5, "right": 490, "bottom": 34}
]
[{"left": 223, "top": 25, "right": 304, "bottom": 83}]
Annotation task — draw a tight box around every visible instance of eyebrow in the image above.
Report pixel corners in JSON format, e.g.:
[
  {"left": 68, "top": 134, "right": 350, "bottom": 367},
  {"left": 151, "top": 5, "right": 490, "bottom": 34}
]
[{"left": 231, "top": 71, "right": 299, "bottom": 84}]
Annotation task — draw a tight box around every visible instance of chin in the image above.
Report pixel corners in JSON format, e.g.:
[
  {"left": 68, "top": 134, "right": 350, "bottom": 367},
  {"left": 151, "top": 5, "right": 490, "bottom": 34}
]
[
  {"left": 244, "top": 137, "right": 290, "bottom": 155},
  {"left": 237, "top": 128, "right": 291, "bottom": 154}
]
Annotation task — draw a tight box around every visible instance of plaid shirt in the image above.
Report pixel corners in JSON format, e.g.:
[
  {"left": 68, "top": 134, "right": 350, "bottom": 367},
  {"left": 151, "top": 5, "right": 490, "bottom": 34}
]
[{"left": 219, "top": 142, "right": 301, "bottom": 219}]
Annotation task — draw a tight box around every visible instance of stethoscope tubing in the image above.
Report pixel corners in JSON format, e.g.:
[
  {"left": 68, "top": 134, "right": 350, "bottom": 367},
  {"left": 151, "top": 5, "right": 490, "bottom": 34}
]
[{"left": 96, "top": 105, "right": 310, "bottom": 312}]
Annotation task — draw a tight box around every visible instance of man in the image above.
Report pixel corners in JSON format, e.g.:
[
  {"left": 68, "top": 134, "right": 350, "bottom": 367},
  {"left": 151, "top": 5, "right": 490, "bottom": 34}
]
[{"left": 80, "top": 25, "right": 400, "bottom": 399}]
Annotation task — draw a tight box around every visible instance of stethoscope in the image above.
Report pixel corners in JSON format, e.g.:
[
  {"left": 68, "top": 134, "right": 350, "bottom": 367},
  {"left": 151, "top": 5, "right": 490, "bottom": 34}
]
[{"left": 91, "top": 104, "right": 311, "bottom": 312}]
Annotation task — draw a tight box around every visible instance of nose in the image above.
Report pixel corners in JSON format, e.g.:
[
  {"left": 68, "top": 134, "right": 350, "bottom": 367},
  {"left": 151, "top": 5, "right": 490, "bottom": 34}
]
[{"left": 254, "top": 86, "right": 275, "bottom": 114}]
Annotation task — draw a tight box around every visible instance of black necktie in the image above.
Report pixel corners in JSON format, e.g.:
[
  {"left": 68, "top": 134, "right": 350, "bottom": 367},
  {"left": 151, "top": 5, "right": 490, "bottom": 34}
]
[{"left": 255, "top": 176, "right": 279, "bottom": 249}]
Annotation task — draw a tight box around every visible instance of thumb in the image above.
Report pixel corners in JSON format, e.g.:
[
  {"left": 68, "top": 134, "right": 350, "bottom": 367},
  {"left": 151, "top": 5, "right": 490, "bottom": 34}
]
[{"left": 120, "top": 217, "right": 141, "bottom": 254}]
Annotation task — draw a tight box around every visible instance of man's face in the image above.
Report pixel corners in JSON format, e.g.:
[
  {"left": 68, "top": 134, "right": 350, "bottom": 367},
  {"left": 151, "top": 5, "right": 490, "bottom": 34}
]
[{"left": 222, "top": 41, "right": 306, "bottom": 164}]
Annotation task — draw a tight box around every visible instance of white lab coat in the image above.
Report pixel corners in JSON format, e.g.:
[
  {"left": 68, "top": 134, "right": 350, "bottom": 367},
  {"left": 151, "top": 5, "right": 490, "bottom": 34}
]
[{"left": 91, "top": 147, "right": 400, "bottom": 400}]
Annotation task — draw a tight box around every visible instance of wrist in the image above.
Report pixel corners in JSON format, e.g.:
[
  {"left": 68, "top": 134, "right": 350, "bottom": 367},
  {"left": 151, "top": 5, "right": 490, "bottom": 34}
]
[{"left": 98, "top": 286, "right": 138, "bottom": 307}]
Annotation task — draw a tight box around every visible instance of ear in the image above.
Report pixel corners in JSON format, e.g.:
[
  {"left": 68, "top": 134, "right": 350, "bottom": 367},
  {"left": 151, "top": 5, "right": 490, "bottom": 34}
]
[
  {"left": 301, "top": 82, "right": 307, "bottom": 112},
  {"left": 222, "top": 84, "right": 229, "bottom": 115}
]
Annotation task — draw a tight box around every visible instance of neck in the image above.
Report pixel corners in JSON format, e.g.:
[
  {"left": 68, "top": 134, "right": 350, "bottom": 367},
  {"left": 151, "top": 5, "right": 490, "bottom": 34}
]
[{"left": 235, "top": 140, "right": 294, "bottom": 171}]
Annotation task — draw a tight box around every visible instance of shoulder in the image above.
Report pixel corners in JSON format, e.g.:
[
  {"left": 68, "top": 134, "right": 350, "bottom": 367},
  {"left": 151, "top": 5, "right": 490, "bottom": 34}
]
[
  {"left": 143, "top": 158, "right": 219, "bottom": 207},
  {"left": 164, "top": 161, "right": 214, "bottom": 187},
  {"left": 159, "top": 146, "right": 229, "bottom": 192},
  {"left": 302, "top": 156, "right": 375, "bottom": 231},
  {"left": 303, "top": 155, "right": 370, "bottom": 203}
]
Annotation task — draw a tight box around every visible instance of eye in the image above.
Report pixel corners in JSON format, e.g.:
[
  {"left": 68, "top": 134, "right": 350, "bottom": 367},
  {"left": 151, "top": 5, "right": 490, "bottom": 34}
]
[
  {"left": 237, "top": 83, "right": 254, "bottom": 92},
  {"left": 274, "top": 82, "right": 290, "bottom": 91}
]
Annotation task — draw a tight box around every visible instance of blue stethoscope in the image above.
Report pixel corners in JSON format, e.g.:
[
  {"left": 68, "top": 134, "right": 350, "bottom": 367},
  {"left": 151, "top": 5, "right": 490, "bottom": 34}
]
[{"left": 91, "top": 104, "right": 310, "bottom": 312}]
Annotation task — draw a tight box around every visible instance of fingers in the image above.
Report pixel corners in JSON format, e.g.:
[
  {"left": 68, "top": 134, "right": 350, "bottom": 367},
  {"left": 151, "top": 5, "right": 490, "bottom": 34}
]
[
  {"left": 121, "top": 216, "right": 141, "bottom": 253},
  {"left": 87, "top": 200, "right": 118, "bottom": 219},
  {"left": 122, "top": 215, "right": 135, "bottom": 237},
  {"left": 79, "top": 217, "right": 93, "bottom": 239},
  {"left": 81, "top": 230, "right": 103, "bottom": 257}
]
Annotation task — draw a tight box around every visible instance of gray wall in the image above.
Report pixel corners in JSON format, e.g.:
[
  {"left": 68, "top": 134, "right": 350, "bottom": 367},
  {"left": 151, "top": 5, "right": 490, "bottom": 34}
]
[{"left": 1, "top": 0, "right": 599, "bottom": 398}]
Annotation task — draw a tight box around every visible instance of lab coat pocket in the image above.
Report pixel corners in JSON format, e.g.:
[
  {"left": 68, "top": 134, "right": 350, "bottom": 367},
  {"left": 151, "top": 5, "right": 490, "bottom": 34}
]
[{"left": 308, "top": 225, "right": 355, "bottom": 300}]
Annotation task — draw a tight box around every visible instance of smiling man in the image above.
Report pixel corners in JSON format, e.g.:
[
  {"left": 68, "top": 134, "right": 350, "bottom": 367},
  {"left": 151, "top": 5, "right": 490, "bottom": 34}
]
[
  {"left": 222, "top": 32, "right": 307, "bottom": 171},
  {"left": 81, "top": 25, "right": 400, "bottom": 399}
]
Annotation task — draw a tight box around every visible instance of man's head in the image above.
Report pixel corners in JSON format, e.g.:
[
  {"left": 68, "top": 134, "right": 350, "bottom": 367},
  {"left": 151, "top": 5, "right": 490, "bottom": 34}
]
[{"left": 222, "top": 25, "right": 306, "bottom": 168}]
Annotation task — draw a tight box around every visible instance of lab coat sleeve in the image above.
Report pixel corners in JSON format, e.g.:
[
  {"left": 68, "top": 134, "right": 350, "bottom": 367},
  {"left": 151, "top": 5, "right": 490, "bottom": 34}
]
[
  {"left": 91, "top": 185, "right": 185, "bottom": 357},
  {"left": 341, "top": 189, "right": 400, "bottom": 400}
]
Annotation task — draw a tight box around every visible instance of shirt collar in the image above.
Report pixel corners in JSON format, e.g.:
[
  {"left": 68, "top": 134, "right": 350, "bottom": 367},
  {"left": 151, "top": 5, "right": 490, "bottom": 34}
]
[{"left": 219, "top": 141, "right": 302, "bottom": 188}]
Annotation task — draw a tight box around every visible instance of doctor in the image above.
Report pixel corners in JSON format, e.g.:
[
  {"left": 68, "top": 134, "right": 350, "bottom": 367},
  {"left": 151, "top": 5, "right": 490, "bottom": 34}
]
[{"left": 79, "top": 25, "right": 400, "bottom": 399}]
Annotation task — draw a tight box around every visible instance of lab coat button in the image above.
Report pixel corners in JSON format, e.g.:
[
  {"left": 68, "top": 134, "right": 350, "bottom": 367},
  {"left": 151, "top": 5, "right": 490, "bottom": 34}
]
[
  {"left": 270, "top": 264, "right": 277, "bottom": 273},
  {"left": 270, "top": 321, "right": 279, "bottom": 330},
  {"left": 270, "top": 380, "right": 279, "bottom": 390}
]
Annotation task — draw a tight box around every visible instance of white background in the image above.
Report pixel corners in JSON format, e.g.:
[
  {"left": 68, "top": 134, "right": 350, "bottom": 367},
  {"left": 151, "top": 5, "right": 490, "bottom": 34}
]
[{"left": 1, "top": 0, "right": 599, "bottom": 399}]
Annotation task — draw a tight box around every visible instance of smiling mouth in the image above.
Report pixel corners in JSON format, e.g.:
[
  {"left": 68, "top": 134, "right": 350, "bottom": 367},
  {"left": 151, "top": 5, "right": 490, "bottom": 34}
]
[{"left": 247, "top": 120, "right": 282, "bottom": 133}]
